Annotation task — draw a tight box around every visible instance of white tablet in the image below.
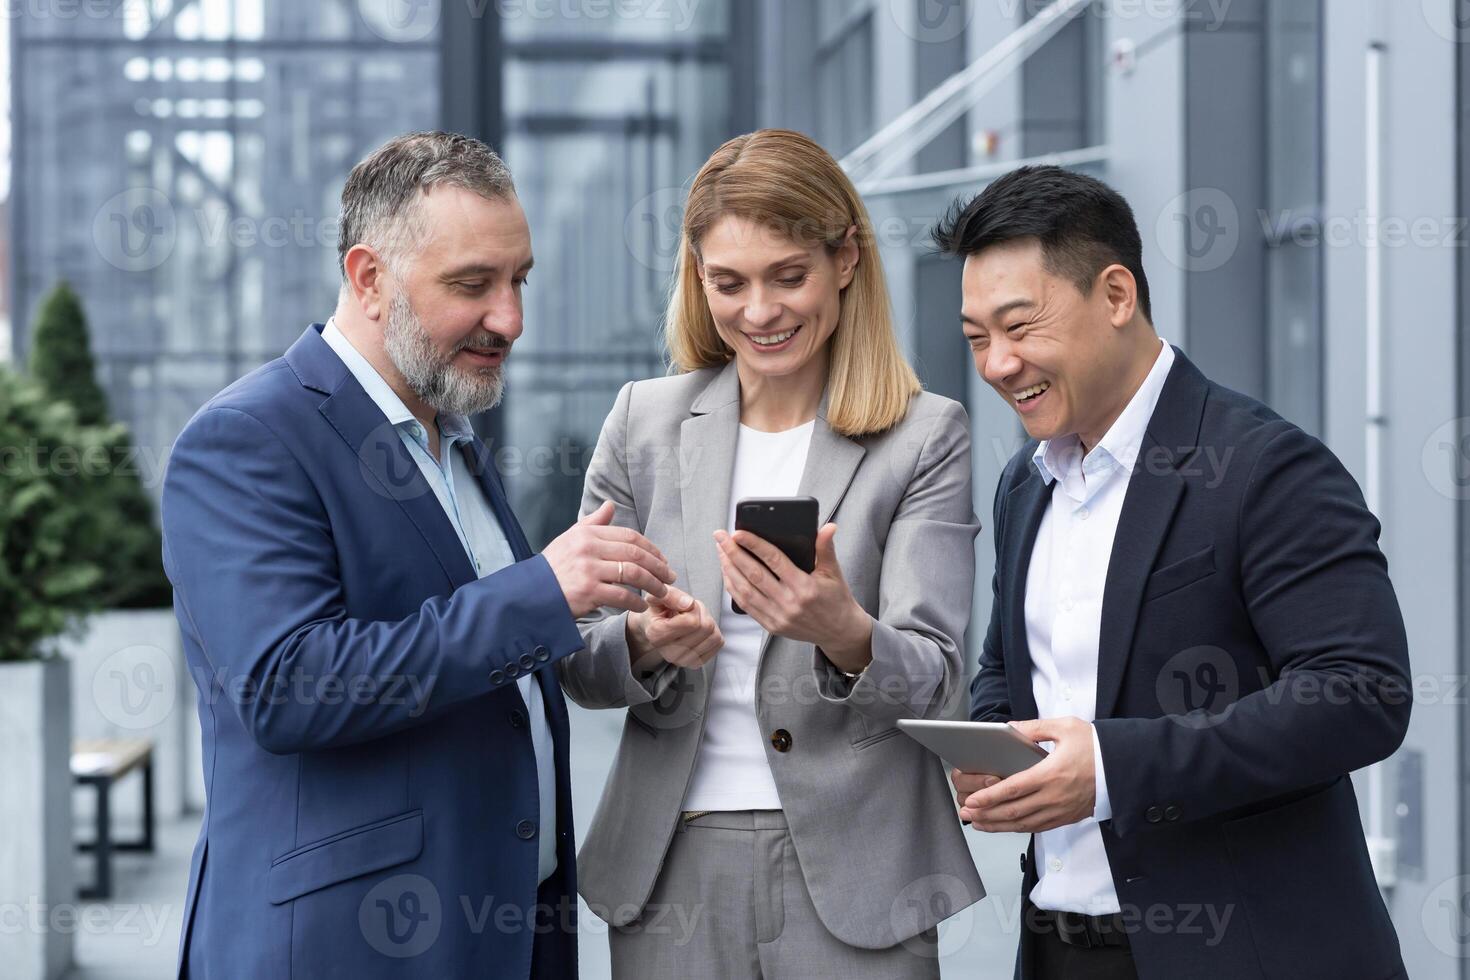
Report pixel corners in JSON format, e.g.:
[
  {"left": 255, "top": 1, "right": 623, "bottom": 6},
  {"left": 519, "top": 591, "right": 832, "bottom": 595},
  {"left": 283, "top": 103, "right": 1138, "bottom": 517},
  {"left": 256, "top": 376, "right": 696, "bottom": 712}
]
[{"left": 896, "top": 719, "right": 1049, "bottom": 777}]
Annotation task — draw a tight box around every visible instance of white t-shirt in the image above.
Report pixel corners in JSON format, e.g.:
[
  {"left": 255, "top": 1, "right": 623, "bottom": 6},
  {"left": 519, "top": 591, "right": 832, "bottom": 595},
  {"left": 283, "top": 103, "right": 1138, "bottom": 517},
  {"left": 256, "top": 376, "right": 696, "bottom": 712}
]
[{"left": 682, "top": 420, "right": 815, "bottom": 812}]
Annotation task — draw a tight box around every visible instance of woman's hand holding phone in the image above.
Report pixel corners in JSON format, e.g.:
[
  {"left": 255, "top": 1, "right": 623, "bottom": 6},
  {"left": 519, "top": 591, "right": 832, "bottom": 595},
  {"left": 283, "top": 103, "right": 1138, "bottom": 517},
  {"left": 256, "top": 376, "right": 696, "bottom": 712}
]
[{"left": 713, "top": 524, "right": 874, "bottom": 673}]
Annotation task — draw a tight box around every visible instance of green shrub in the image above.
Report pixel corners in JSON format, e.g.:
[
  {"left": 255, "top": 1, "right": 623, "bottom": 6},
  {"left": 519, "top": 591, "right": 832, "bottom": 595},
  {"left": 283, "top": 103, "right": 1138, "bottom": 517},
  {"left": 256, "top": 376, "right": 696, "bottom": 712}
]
[
  {"left": 27, "top": 282, "right": 171, "bottom": 609},
  {"left": 0, "top": 368, "right": 104, "bottom": 660}
]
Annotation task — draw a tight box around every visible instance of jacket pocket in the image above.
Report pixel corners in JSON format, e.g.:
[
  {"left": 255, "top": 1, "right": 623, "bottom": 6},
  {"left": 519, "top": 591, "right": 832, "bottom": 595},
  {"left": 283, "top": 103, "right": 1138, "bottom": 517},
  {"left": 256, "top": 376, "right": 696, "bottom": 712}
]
[
  {"left": 267, "top": 809, "right": 424, "bottom": 904},
  {"left": 1144, "top": 545, "right": 1216, "bottom": 601},
  {"left": 852, "top": 726, "right": 903, "bottom": 750}
]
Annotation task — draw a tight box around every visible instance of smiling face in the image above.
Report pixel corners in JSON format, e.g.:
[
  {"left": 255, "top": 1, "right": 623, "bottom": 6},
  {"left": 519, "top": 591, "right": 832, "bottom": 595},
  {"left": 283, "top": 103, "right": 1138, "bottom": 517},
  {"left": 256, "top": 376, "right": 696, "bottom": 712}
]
[
  {"left": 695, "top": 214, "right": 858, "bottom": 386},
  {"left": 960, "top": 237, "right": 1148, "bottom": 449},
  {"left": 378, "top": 184, "right": 533, "bottom": 415}
]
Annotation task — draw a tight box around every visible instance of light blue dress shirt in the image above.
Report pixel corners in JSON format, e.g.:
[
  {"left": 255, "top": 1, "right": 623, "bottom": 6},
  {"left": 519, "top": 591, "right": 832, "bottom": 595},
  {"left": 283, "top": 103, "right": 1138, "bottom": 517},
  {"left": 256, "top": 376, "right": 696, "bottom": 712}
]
[{"left": 323, "top": 318, "right": 558, "bottom": 883}]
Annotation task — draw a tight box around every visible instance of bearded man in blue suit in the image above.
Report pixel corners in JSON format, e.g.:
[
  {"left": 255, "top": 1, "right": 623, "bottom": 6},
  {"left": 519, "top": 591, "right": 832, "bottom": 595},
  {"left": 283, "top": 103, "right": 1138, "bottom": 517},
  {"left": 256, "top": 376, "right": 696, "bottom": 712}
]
[{"left": 161, "top": 131, "right": 676, "bottom": 978}]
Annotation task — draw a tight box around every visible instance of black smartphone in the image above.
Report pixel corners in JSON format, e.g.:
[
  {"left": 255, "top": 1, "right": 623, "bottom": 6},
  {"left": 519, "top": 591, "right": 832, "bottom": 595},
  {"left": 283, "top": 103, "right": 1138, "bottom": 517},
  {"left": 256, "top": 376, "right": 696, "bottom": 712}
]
[{"left": 730, "top": 496, "right": 819, "bottom": 615}]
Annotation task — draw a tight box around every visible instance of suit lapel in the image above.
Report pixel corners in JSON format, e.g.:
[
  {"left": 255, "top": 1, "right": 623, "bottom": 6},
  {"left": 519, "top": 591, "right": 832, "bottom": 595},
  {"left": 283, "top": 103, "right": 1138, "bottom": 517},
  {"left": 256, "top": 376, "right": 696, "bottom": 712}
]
[
  {"left": 797, "top": 412, "right": 866, "bottom": 529},
  {"left": 680, "top": 365, "right": 741, "bottom": 630},
  {"left": 1093, "top": 348, "right": 1209, "bottom": 719},
  {"left": 298, "top": 327, "right": 477, "bottom": 592},
  {"left": 1002, "top": 467, "right": 1050, "bottom": 720},
  {"left": 460, "top": 438, "right": 534, "bottom": 562},
  {"left": 1093, "top": 443, "right": 1187, "bottom": 719},
  {"left": 676, "top": 365, "right": 742, "bottom": 708},
  {"left": 457, "top": 436, "right": 572, "bottom": 716}
]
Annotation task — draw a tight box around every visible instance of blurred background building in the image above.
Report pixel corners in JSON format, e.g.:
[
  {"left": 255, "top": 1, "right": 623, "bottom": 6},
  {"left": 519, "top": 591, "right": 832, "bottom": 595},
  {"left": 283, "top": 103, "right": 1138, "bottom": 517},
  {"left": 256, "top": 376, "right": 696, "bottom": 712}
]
[{"left": 2, "top": 0, "right": 1466, "bottom": 977}]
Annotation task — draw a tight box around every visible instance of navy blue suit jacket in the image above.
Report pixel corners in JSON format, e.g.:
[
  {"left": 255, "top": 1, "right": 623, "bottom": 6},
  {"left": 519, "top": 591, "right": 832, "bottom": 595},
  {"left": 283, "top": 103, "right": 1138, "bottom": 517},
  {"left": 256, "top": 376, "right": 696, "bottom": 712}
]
[
  {"left": 162, "top": 323, "right": 585, "bottom": 978},
  {"left": 972, "top": 348, "right": 1410, "bottom": 979}
]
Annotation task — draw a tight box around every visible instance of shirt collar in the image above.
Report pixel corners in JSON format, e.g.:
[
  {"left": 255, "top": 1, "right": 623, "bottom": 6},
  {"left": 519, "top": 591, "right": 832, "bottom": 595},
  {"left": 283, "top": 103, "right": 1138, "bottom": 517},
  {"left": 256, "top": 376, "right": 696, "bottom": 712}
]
[
  {"left": 321, "top": 317, "right": 475, "bottom": 448},
  {"left": 1032, "top": 340, "right": 1175, "bottom": 487}
]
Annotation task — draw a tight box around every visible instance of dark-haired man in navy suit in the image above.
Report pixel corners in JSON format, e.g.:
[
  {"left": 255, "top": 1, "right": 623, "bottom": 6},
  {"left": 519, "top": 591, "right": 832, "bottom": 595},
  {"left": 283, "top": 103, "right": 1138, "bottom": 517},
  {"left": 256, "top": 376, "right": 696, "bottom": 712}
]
[{"left": 936, "top": 166, "right": 1410, "bottom": 980}]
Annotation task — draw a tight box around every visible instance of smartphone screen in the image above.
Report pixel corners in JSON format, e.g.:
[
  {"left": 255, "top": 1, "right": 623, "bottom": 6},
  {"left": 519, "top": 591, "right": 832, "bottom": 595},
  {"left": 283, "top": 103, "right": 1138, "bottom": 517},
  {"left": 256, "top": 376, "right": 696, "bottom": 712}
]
[{"left": 730, "top": 496, "right": 818, "bottom": 615}]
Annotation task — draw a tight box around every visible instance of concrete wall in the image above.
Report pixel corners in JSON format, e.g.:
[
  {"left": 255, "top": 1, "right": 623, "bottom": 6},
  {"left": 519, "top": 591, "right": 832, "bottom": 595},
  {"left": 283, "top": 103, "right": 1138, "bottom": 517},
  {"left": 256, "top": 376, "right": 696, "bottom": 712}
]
[{"left": 1324, "top": 3, "right": 1462, "bottom": 974}]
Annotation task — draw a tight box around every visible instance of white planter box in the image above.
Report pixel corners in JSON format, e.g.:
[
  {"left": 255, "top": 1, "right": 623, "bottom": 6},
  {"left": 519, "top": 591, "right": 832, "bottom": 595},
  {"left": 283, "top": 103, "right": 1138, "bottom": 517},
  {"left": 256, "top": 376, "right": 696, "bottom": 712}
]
[
  {"left": 0, "top": 658, "right": 76, "bottom": 980},
  {"left": 62, "top": 609, "right": 202, "bottom": 823}
]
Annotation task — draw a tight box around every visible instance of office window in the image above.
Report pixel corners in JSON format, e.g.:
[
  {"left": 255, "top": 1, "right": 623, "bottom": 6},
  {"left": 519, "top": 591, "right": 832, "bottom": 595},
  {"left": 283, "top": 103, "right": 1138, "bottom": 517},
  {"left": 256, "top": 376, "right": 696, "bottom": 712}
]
[
  {"left": 1263, "top": 0, "right": 1324, "bottom": 436},
  {"left": 816, "top": 1, "right": 874, "bottom": 157}
]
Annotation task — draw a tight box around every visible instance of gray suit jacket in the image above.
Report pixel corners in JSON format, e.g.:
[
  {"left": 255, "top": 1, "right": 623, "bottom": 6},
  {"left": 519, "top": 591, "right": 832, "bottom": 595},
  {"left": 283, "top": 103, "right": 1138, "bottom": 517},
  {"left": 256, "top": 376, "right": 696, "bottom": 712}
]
[{"left": 559, "top": 360, "right": 985, "bottom": 949}]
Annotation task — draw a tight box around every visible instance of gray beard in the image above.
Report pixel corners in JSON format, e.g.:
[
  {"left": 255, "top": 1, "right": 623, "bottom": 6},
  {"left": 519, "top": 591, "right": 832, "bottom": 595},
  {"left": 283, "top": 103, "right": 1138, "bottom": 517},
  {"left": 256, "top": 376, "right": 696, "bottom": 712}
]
[{"left": 382, "top": 289, "right": 506, "bottom": 417}]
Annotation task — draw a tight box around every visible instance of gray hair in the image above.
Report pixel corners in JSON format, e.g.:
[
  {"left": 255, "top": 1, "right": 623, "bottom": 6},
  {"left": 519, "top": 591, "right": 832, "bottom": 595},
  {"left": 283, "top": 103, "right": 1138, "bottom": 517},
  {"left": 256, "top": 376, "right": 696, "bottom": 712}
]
[{"left": 337, "top": 131, "right": 516, "bottom": 279}]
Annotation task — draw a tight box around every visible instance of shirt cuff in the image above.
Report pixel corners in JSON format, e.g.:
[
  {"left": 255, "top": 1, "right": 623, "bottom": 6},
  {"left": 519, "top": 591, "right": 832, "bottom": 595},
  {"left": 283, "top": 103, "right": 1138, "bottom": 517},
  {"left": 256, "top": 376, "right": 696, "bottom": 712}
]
[{"left": 1091, "top": 723, "right": 1112, "bottom": 823}]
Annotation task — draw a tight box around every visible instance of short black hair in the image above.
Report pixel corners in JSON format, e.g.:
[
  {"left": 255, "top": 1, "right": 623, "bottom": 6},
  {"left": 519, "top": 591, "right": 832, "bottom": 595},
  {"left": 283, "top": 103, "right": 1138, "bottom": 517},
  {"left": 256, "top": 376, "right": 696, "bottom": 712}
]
[{"left": 930, "top": 165, "right": 1152, "bottom": 323}]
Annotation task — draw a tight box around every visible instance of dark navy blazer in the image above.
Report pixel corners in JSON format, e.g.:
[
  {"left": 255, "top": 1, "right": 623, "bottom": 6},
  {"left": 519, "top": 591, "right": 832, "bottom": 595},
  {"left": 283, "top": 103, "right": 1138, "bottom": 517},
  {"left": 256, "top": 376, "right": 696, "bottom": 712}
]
[
  {"left": 972, "top": 348, "right": 1410, "bottom": 979},
  {"left": 162, "top": 323, "right": 585, "bottom": 978}
]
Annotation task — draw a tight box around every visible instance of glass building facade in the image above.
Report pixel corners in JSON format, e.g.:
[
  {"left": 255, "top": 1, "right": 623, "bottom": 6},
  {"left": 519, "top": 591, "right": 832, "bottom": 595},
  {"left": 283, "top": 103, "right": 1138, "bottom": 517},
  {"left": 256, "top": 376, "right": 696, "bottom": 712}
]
[{"left": 7, "top": 2, "right": 1468, "bottom": 975}]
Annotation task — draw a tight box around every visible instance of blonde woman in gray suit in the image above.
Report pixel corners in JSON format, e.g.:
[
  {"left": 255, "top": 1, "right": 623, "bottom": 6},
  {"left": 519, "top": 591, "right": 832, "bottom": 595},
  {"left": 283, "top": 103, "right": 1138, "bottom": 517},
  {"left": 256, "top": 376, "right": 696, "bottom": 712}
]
[{"left": 559, "top": 129, "right": 984, "bottom": 978}]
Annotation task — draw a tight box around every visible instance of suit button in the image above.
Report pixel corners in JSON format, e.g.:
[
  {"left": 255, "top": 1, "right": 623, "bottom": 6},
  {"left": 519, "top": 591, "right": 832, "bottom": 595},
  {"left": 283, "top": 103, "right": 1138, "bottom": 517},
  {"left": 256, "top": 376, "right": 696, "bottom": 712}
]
[
  {"left": 1020, "top": 853, "right": 1027, "bottom": 873},
  {"left": 506, "top": 663, "right": 521, "bottom": 678},
  {"left": 510, "top": 708, "right": 528, "bottom": 729},
  {"left": 519, "top": 653, "right": 537, "bottom": 671},
  {"left": 516, "top": 820, "right": 536, "bottom": 840},
  {"left": 1145, "top": 806, "right": 1163, "bottom": 824},
  {"left": 770, "top": 729, "right": 792, "bottom": 752},
  {"left": 1164, "top": 805, "right": 1181, "bottom": 822},
  {"left": 534, "top": 645, "right": 551, "bottom": 663},
  {"left": 489, "top": 669, "right": 506, "bottom": 686}
]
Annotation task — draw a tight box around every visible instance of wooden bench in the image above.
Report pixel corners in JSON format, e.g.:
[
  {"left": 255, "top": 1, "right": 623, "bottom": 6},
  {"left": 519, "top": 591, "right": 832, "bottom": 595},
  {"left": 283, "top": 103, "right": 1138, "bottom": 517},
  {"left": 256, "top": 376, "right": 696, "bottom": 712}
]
[{"left": 71, "top": 738, "right": 156, "bottom": 900}]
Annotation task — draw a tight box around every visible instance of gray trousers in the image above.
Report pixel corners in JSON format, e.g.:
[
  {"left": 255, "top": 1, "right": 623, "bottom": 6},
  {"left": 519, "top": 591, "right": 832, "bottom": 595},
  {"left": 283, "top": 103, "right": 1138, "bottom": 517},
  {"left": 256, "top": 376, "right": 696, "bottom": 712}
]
[{"left": 609, "top": 810, "right": 942, "bottom": 979}]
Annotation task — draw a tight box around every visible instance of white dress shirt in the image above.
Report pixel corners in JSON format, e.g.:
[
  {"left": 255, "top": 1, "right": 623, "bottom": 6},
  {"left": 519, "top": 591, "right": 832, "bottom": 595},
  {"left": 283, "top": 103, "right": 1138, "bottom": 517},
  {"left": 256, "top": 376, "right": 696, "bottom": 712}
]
[
  {"left": 322, "top": 319, "right": 558, "bottom": 883},
  {"left": 682, "top": 420, "right": 815, "bottom": 812},
  {"left": 1026, "top": 340, "right": 1174, "bottom": 914}
]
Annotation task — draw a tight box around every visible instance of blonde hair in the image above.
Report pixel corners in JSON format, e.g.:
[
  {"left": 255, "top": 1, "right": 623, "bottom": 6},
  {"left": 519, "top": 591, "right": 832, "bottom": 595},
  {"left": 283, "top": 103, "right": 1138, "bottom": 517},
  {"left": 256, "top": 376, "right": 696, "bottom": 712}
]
[{"left": 664, "top": 129, "right": 921, "bottom": 437}]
